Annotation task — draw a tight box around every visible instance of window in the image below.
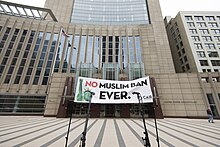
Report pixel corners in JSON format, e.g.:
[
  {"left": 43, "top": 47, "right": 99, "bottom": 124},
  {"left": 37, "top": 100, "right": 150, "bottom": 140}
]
[
  {"left": 192, "top": 36, "right": 200, "bottom": 41},
  {"left": 187, "top": 22, "right": 195, "bottom": 27},
  {"left": 79, "top": 35, "right": 87, "bottom": 63},
  {"left": 205, "top": 43, "right": 215, "bottom": 49},
  {"left": 128, "top": 36, "right": 135, "bottom": 63},
  {"left": 207, "top": 94, "right": 219, "bottom": 117},
  {"left": 176, "top": 44, "right": 180, "bottom": 50},
  {"left": 211, "top": 60, "right": 220, "bottom": 66},
  {"left": 102, "top": 36, "right": 106, "bottom": 63},
  {"left": 208, "top": 22, "right": 218, "bottom": 27},
  {"left": 217, "top": 43, "right": 220, "bottom": 49},
  {"left": 182, "top": 66, "right": 185, "bottom": 72},
  {"left": 186, "top": 64, "right": 190, "bottom": 70},
  {"left": 185, "top": 16, "right": 193, "bottom": 21},
  {"left": 86, "top": 35, "right": 93, "bottom": 63},
  {"left": 194, "top": 43, "right": 203, "bottom": 49},
  {"left": 189, "top": 29, "right": 197, "bottom": 34},
  {"left": 197, "top": 22, "right": 206, "bottom": 27},
  {"left": 184, "top": 56, "right": 188, "bottom": 62},
  {"left": 70, "top": 0, "right": 150, "bottom": 25},
  {"left": 180, "top": 41, "right": 183, "bottom": 47},
  {"left": 211, "top": 29, "right": 220, "bottom": 34},
  {"left": 135, "top": 36, "right": 142, "bottom": 63},
  {"left": 208, "top": 52, "right": 218, "bottom": 57},
  {"left": 200, "top": 60, "right": 209, "bottom": 66},
  {"left": 199, "top": 29, "right": 209, "bottom": 34},
  {"left": 206, "top": 16, "right": 215, "bottom": 21},
  {"left": 180, "top": 58, "right": 183, "bottom": 64},
  {"left": 197, "top": 51, "right": 206, "bottom": 58},
  {"left": 122, "top": 36, "right": 127, "bottom": 68},
  {"left": 174, "top": 22, "right": 178, "bottom": 27},
  {"left": 214, "top": 36, "right": 220, "bottom": 41},
  {"left": 70, "top": 34, "right": 80, "bottom": 72},
  {"left": 202, "top": 36, "right": 212, "bottom": 42},
  {"left": 0, "top": 95, "right": 46, "bottom": 113},
  {"left": 194, "top": 16, "right": 204, "bottom": 21}
]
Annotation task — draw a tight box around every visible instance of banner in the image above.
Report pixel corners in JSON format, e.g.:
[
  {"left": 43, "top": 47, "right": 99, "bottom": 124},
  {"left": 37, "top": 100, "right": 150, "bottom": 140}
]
[{"left": 74, "top": 77, "right": 153, "bottom": 104}]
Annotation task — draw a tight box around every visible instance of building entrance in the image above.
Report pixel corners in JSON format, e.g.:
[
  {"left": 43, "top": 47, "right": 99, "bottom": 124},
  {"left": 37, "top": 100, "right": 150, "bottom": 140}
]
[{"left": 105, "top": 105, "right": 115, "bottom": 117}]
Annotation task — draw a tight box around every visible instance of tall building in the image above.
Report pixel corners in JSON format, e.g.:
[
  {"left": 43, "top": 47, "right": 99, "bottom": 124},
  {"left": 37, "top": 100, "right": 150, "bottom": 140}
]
[
  {"left": 165, "top": 11, "right": 220, "bottom": 73},
  {"left": 165, "top": 11, "right": 220, "bottom": 117},
  {"left": 0, "top": 0, "right": 218, "bottom": 118}
]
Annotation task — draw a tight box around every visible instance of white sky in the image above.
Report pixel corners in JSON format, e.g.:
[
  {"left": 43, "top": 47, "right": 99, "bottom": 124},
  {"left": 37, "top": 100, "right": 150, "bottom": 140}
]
[{"left": 3, "top": 0, "right": 220, "bottom": 18}]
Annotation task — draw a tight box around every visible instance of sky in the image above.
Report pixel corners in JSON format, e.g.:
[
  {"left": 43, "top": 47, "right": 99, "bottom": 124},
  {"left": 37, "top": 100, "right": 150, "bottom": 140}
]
[{"left": 3, "top": 0, "right": 220, "bottom": 18}]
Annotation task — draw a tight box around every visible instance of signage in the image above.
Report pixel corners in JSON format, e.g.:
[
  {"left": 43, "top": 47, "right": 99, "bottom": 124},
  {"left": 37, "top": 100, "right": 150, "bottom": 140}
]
[{"left": 74, "top": 77, "right": 153, "bottom": 104}]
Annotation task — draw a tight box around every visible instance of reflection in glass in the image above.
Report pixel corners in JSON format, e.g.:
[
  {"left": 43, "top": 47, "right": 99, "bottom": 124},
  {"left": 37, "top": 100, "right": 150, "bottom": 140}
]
[
  {"left": 42, "top": 33, "right": 58, "bottom": 85},
  {"left": 62, "top": 35, "right": 73, "bottom": 73},
  {"left": 71, "top": 0, "right": 150, "bottom": 25},
  {"left": 86, "top": 36, "right": 93, "bottom": 63},
  {"left": 135, "top": 36, "right": 142, "bottom": 63},
  {"left": 70, "top": 35, "right": 80, "bottom": 73},
  {"left": 54, "top": 31, "right": 66, "bottom": 72},
  {"left": 78, "top": 35, "right": 87, "bottom": 63},
  {"left": 94, "top": 36, "right": 99, "bottom": 68},
  {"left": 122, "top": 36, "right": 127, "bottom": 68}
]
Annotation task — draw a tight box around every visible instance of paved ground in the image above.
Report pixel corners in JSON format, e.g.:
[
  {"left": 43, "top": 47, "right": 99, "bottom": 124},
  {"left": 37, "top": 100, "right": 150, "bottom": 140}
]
[{"left": 0, "top": 116, "right": 219, "bottom": 147}]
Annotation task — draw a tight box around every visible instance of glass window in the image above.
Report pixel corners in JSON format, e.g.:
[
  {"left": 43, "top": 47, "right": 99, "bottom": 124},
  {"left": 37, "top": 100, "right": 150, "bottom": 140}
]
[
  {"left": 86, "top": 35, "right": 93, "bottom": 63},
  {"left": 205, "top": 43, "right": 215, "bottom": 49},
  {"left": 62, "top": 34, "right": 73, "bottom": 73},
  {"left": 197, "top": 51, "right": 206, "bottom": 58},
  {"left": 189, "top": 29, "right": 197, "bottom": 34},
  {"left": 191, "top": 36, "right": 200, "bottom": 41},
  {"left": 208, "top": 52, "right": 219, "bottom": 57},
  {"left": 93, "top": 36, "right": 100, "bottom": 68},
  {"left": 197, "top": 22, "right": 206, "bottom": 27},
  {"left": 206, "top": 16, "right": 215, "bottom": 21},
  {"left": 194, "top": 16, "right": 204, "bottom": 21},
  {"left": 185, "top": 16, "right": 193, "bottom": 21},
  {"left": 199, "top": 29, "right": 209, "bottom": 34},
  {"left": 187, "top": 22, "right": 195, "bottom": 27},
  {"left": 211, "top": 60, "right": 220, "bottom": 66},
  {"left": 0, "top": 95, "right": 46, "bottom": 113},
  {"left": 78, "top": 35, "right": 87, "bottom": 63},
  {"left": 71, "top": 0, "right": 150, "bottom": 25},
  {"left": 102, "top": 36, "right": 106, "bottom": 63},
  {"left": 54, "top": 31, "right": 66, "bottom": 72},
  {"left": 70, "top": 34, "right": 80, "bottom": 73},
  {"left": 128, "top": 36, "right": 135, "bottom": 63},
  {"left": 207, "top": 94, "right": 219, "bottom": 117},
  {"left": 200, "top": 60, "right": 209, "bottom": 66},
  {"left": 135, "top": 36, "right": 142, "bottom": 63},
  {"left": 122, "top": 36, "right": 127, "bottom": 68}
]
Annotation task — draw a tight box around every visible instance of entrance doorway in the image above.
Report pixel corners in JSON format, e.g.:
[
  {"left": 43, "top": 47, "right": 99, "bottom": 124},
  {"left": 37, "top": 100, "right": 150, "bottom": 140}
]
[{"left": 105, "top": 104, "right": 115, "bottom": 117}]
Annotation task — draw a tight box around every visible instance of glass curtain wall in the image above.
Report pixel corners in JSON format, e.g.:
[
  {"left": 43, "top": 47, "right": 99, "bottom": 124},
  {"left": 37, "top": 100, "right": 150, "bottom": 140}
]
[{"left": 71, "top": 0, "right": 150, "bottom": 25}]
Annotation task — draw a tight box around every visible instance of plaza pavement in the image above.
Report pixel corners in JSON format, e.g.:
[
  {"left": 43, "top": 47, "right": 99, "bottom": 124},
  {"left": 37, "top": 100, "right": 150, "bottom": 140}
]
[{"left": 0, "top": 116, "right": 219, "bottom": 147}]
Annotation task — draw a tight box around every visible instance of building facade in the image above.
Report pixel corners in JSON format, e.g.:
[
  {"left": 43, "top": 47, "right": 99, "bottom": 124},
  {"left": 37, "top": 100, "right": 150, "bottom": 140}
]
[
  {"left": 165, "top": 11, "right": 220, "bottom": 117},
  {"left": 0, "top": 0, "right": 218, "bottom": 118}
]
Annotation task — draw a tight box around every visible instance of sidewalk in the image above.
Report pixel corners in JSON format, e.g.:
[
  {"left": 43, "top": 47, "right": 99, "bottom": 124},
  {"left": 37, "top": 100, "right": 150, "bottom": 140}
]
[{"left": 0, "top": 116, "right": 219, "bottom": 147}]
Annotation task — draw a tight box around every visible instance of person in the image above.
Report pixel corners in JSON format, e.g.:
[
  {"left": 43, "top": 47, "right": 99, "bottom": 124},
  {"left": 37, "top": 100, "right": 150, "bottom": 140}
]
[{"left": 207, "top": 107, "right": 214, "bottom": 123}]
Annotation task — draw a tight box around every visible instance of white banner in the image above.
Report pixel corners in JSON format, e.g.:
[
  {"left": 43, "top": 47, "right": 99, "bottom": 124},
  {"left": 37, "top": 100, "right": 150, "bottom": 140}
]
[{"left": 74, "top": 77, "right": 153, "bottom": 104}]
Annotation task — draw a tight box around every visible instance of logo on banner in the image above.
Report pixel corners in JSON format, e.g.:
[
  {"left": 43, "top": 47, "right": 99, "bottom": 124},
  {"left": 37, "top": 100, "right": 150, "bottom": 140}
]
[{"left": 74, "top": 77, "right": 153, "bottom": 104}]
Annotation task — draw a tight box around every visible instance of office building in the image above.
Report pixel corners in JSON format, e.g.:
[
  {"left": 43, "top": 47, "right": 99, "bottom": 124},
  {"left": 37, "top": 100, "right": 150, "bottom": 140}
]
[
  {"left": 165, "top": 11, "right": 220, "bottom": 117},
  {"left": 0, "top": 0, "right": 218, "bottom": 118}
]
